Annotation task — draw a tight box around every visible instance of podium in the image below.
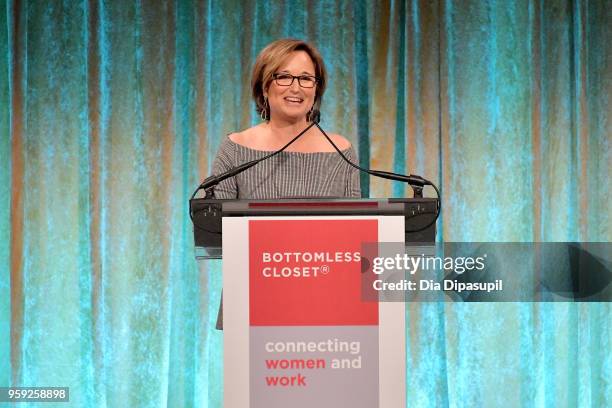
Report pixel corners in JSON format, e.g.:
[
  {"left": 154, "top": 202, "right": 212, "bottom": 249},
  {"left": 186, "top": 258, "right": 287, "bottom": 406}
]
[{"left": 190, "top": 198, "right": 437, "bottom": 408}]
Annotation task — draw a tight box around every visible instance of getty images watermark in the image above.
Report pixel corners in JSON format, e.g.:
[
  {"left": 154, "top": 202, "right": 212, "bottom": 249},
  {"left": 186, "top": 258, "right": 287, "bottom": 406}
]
[
  {"left": 370, "top": 252, "right": 502, "bottom": 293},
  {"left": 361, "top": 242, "right": 612, "bottom": 302}
]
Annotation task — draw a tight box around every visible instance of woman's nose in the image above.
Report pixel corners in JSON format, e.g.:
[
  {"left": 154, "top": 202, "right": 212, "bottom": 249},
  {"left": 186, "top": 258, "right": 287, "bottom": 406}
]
[{"left": 289, "top": 79, "right": 300, "bottom": 91}]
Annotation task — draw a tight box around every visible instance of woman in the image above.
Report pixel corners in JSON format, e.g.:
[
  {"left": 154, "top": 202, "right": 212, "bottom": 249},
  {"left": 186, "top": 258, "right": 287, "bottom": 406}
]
[
  {"left": 211, "top": 39, "right": 361, "bottom": 329},
  {"left": 211, "top": 38, "right": 361, "bottom": 200}
]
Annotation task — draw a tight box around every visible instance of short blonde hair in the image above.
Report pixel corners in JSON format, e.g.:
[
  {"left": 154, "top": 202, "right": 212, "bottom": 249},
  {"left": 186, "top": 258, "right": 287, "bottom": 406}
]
[{"left": 251, "top": 39, "right": 327, "bottom": 122}]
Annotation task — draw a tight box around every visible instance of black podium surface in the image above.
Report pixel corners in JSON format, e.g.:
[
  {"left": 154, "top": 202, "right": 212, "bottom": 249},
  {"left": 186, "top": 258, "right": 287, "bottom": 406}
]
[{"left": 190, "top": 198, "right": 438, "bottom": 258}]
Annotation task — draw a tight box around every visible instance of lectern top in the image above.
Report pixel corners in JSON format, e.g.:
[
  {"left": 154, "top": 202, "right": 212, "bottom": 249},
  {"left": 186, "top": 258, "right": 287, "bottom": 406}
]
[{"left": 190, "top": 198, "right": 438, "bottom": 259}]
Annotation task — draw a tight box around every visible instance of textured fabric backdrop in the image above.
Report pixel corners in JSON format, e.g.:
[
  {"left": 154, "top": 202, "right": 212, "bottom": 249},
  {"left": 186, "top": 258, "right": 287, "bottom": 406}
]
[{"left": 1, "top": 0, "right": 610, "bottom": 407}]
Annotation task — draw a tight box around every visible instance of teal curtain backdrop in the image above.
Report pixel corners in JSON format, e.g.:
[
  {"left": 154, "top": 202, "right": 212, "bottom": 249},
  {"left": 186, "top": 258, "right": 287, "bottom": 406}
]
[{"left": 1, "top": 0, "right": 610, "bottom": 407}]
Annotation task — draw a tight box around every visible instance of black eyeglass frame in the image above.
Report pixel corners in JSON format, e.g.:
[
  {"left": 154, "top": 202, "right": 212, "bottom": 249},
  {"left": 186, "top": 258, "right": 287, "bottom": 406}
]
[{"left": 272, "top": 73, "right": 319, "bottom": 88}]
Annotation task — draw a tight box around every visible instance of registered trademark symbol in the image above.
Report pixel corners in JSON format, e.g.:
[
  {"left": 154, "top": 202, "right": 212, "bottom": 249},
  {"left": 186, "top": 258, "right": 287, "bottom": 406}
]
[{"left": 321, "top": 265, "right": 329, "bottom": 274}]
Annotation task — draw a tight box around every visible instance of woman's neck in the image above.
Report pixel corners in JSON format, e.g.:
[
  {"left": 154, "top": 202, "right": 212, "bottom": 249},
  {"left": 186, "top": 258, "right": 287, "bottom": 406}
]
[{"left": 266, "top": 117, "right": 312, "bottom": 141}]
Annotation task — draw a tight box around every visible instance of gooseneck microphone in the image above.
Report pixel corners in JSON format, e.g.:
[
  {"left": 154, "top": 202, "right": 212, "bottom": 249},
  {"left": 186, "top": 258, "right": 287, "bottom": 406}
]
[
  {"left": 313, "top": 123, "right": 436, "bottom": 199},
  {"left": 189, "top": 121, "right": 441, "bottom": 231},
  {"left": 190, "top": 122, "right": 440, "bottom": 215},
  {"left": 311, "top": 122, "right": 441, "bottom": 231}
]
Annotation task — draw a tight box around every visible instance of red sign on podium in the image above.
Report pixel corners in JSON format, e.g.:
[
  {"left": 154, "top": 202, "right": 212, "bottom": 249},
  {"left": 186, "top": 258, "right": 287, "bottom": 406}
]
[{"left": 249, "top": 219, "right": 378, "bottom": 326}]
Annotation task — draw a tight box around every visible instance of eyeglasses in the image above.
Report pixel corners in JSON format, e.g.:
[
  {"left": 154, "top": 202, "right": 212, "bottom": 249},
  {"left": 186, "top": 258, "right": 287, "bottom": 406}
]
[{"left": 272, "top": 73, "right": 318, "bottom": 88}]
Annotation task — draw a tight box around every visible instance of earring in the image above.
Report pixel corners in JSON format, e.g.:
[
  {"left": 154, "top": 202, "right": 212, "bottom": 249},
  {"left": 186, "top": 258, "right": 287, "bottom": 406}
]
[
  {"left": 260, "top": 97, "right": 269, "bottom": 121},
  {"left": 307, "top": 106, "right": 320, "bottom": 123}
]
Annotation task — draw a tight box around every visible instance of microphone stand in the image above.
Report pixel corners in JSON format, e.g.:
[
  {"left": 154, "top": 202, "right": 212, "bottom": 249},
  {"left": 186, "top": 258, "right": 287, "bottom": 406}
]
[
  {"left": 313, "top": 123, "right": 431, "bottom": 199},
  {"left": 190, "top": 120, "right": 441, "bottom": 231}
]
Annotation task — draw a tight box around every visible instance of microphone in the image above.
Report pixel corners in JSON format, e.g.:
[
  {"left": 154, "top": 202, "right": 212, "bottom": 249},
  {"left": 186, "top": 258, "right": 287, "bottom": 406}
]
[
  {"left": 312, "top": 122, "right": 441, "bottom": 232},
  {"left": 191, "top": 121, "right": 438, "bottom": 199},
  {"left": 313, "top": 123, "right": 437, "bottom": 199},
  {"left": 189, "top": 120, "right": 441, "bottom": 232}
]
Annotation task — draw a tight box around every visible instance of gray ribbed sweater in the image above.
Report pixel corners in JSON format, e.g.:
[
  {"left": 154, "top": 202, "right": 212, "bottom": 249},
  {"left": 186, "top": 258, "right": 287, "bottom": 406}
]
[{"left": 211, "top": 137, "right": 361, "bottom": 199}]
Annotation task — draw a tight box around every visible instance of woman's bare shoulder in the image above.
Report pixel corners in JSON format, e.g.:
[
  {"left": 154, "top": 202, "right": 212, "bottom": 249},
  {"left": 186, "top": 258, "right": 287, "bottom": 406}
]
[
  {"left": 228, "top": 124, "right": 265, "bottom": 148},
  {"left": 323, "top": 132, "right": 353, "bottom": 151}
]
